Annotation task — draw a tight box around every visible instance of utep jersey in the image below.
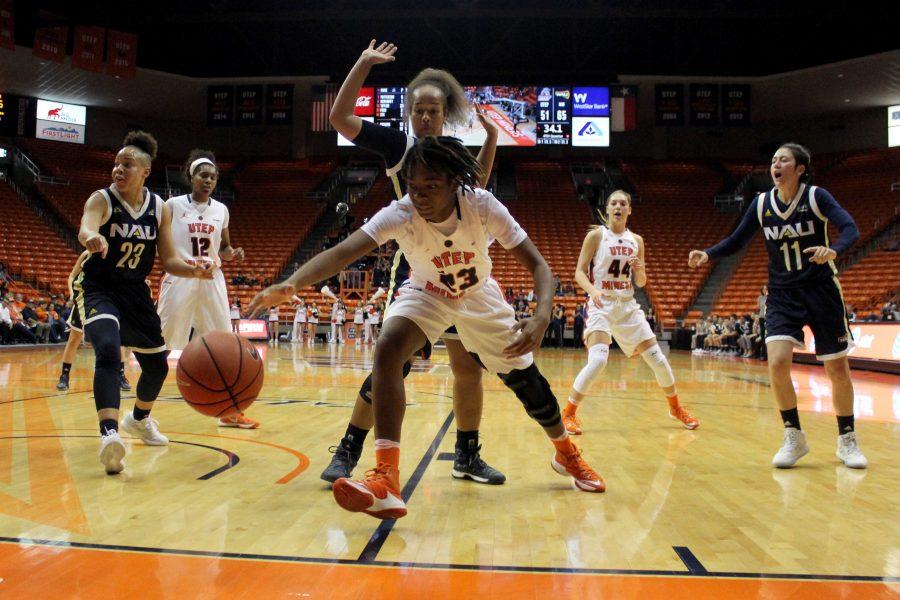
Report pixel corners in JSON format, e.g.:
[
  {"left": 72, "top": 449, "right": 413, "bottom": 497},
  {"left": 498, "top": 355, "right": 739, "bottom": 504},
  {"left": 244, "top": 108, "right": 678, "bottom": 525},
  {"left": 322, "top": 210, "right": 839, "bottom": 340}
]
[
  {"left": 82, "top": 186, "right": 163, "bottom": 283},
  {"left": 168, "top": 195, "right": 228, "bottom": 267},
  {"left": 591, "top": 226, "right": 639, "bottom": 299},
  {"left": 757, "top": 184, "right": 837, "bottom": 288}
]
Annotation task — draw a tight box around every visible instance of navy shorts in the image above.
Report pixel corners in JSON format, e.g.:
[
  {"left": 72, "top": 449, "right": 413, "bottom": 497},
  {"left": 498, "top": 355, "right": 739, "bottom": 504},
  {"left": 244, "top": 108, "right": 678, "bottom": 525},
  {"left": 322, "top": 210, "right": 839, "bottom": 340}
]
[
  {"left": 75, "top": 275, "right": 167, "bottom": 353},
  {"left": 765, "top": 278, "right": 853, "bottom": 360}
]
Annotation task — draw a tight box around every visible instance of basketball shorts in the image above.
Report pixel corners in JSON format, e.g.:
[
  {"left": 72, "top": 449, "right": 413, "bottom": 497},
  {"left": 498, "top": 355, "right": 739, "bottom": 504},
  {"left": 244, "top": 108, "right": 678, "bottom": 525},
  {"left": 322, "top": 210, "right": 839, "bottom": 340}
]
[
  {"left": 384, "top": 278, "right": 532, "bottom": 374},
  {"left": 585, "top": 296, "right": 655, "bottom": 357},
  {"left": 74, "top": 275, "right": 166, "bottom": 353},
  {"left": 157, "top": 270, "right": 231, "bottom": 350},
  {"left": 765, "top": 278, "right": 853, "bottom": 361},
  {"left": 66, "top": 286, "right": 83, "bottom": 333}
]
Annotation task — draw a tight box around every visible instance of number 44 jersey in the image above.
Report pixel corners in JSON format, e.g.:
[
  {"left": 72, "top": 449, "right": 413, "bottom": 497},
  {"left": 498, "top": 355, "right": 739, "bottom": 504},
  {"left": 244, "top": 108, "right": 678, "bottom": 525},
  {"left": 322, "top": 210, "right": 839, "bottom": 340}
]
[
  {"left": 167, "top": 194, "right": 229, "bottom": 267},
  {"left": 361, "top": 187, "right": 527, "bottom": 300},
  {"left": 591, "top": 225, "right": 639, "bottom": 300}
]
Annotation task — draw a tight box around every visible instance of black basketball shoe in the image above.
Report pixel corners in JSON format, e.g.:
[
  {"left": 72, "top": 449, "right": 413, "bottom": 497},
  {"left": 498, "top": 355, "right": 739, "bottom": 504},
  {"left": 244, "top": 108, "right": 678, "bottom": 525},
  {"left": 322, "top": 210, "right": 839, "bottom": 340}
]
[
  {"left": 119, "top": 371, "right": 131, "bottom": 392},
  {"left": 452, "top": 445, "right": 506, "bottom": 484},
  {"left": 320, "top": 444, "right": 361, "bottom": 483},
  {"left": 56, "top": 372, "right": 69, "bottom": 391}
]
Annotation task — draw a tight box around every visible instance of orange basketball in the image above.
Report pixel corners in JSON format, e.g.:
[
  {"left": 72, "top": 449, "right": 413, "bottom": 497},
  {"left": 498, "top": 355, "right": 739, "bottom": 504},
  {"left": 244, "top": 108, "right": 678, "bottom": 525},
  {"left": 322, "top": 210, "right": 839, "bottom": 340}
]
[{"left": 176, "top": 331, "right": 264, "bottom": 418}]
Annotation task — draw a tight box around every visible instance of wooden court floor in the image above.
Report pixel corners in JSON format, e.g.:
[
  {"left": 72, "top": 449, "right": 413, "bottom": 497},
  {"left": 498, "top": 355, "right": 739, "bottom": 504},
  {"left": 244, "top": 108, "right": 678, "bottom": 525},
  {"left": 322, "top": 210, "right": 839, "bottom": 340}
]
[{"left": 0, "top": 342, "right": 898, "bottom": 599}]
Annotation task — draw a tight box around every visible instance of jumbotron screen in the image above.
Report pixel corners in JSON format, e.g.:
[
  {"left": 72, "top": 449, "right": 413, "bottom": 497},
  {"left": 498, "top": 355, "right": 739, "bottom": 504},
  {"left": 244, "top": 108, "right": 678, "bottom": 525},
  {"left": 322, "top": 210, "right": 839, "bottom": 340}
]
[{"left": 337, "top": 85, "right": 609, "bottom": 148}]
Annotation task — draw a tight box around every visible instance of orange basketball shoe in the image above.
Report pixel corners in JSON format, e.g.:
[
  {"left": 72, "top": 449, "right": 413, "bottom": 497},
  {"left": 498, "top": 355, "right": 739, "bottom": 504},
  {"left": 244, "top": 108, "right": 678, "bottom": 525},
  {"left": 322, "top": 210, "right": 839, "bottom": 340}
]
[
  {"left": 217, "top": 413, "right": 260, "bottom": 429},
  {"left": 332, "top": 463, "right": 407, "bottom": 519},
  {"left": 669, "top": 405, "right": 699, "bottom": 430},
  {"left": 562, "top": 412, "right": 583, "bottom": 435},
  {"left": 551, "top": 447, "right": 605, "bottom": 492}
]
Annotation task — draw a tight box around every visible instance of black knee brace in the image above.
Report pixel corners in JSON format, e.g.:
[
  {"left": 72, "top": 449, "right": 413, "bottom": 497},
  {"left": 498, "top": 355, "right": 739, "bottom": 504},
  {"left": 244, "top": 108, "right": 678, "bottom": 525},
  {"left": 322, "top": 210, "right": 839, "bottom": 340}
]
[
  {"left": 359, "top": 360, "right": 413, "bottom": 404},
  {"left": 134, "top": 350, "right": 169, "bottom": 403},
  {"left": 498, "top": 363, "right": 561, "bottom": 428}
]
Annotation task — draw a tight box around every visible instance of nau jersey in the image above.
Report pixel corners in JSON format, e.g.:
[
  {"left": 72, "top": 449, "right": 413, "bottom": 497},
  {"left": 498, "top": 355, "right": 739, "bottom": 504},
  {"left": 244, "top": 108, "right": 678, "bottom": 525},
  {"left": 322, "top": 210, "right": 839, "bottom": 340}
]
[
  {"left": 757, "top": 184, "right": 837, "bottom": 288},
  {"left": 167, "top": 195, "right": 229, "bottom": 267},
  {"left": 82, "top": 186, "right": 163, "bottom": 284},
  {"left": 591, "top": 226, "right": 639, "bottom": 300}
]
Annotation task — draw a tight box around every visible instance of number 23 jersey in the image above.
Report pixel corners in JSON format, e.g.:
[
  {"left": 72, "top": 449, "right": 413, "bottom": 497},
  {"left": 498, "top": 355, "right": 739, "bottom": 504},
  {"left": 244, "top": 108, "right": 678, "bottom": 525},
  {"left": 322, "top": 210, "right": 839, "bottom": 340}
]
[
  {"left": 362, "top": 187, "right": 526, "bottom": 299},
  {"left": 166, "top": 194, "right": 229, "bottom": 267}
]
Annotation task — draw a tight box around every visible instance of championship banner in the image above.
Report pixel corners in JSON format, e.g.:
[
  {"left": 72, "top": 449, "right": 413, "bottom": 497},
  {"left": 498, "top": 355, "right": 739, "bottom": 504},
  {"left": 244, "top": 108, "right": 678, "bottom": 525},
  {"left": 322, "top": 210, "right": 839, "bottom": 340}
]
[
  {"left": 106, "top": 29, "right": 137, "bottom": 78},
  {"left": 265, "top": 84, "right": 293, "bottom": 125},
  {"left": 235, "top": 84, "right": 263, "bottom": 126},
  {"left": 655, "top": 84, "right": 684, "bottom": 126},
  {"left": 722, "top": 84, "right": 751, "bottom": 127},
  {"left": 72, "top": 26, "right": 105, "bottom": 72},
  {"left": 0, "top": 0, "right": 14, "bottom": 51},
  {"left": 207, "top": 85, "right": 234, "bottom": 127},
  {"left": 33, "top": 26, "right": 67, "bottom": 63},
  {"left": 689, "top": 83, "right": 719, "bottom": 126}
]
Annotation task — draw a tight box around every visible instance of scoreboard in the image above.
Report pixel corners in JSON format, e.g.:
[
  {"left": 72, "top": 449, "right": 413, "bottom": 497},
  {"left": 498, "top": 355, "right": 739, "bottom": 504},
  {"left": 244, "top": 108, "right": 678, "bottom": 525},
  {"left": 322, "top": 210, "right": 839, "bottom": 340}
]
[
  {"left": 376, "top": 87, "right": 407, "bottom": 132},
  {"left": 535, "top": 87, "right": 571, "bottom": 145}
]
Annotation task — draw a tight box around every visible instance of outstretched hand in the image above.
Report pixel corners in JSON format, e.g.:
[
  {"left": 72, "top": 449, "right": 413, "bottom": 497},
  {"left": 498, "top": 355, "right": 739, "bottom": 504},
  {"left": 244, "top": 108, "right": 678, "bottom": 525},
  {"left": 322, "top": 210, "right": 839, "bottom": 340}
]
[
  {"left": 803, "top": 246, "right": 836, "bottom": 264},
  {"left": 246, "top": 283, "right": 296, "bottom": 318},
  {"left": 687, "top": 250, "right": 709, "bottom": 268},
  {"left": 361, "top": 40, "right": 397, "bottom": 65},
  {"left": 474, "top": 104, "right": 497, "bottom": 136}
]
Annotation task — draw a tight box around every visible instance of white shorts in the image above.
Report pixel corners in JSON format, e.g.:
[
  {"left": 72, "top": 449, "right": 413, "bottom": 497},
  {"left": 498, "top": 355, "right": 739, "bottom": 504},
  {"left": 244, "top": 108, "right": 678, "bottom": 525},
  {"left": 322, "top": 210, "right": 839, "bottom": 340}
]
[
  {"left": 585, "top": 296, "right": 655, "bottom": 357},
  {"left": 384, "top": 278, "right": 532, "bottom": 374},
  {"left": 229, "top": 310, "right": 240, "bottom": 320},
  {"left": 158, "top": 270, "right": 231, "bottom": 350}
]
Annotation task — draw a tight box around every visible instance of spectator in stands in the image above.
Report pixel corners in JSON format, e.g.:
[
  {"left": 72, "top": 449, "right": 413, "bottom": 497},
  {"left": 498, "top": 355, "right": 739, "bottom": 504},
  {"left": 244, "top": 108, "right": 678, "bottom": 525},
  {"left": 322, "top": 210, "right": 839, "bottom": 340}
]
[
  {"left": 691, "top": 316, "right": 709, "bottom": 353},
  {"left": 22, "top": 300, "right": 51, "bottom": 343},
  {"left": 553, "top": 274, "right": 563, "bottom": 295},
  {"left": 5, "top": 299, "right": 36, "bottom": 344},
  {"left": 563, "top": 281, "right": 575, "bottom": 296},
  {"left": 646, "top": 306, "right": 657, "bottom": 332},
  {"left": 504, "top": 286, "right": 514, "bottom": 304},
  {"left": 549, "top": 304, "right": 565, "bottom": 347},
  {"left": 0, "top": 298, "right": 11, "bottom": 344},
  {"left": 882, "top": 301, "right": 897, "bottom": 321},
  {"left": 45, "top": 301, "right": 66, "bottom": 342},
  {"left": 846, "top": 305, "right": 857, "bottom": 322},
  {"left": 573, "top": 302, "right": 586, "bottom": 344},
  {"left": 232, "top": 272, "right": 246, "bottom": 286},
  {"left": 13, "top": 293, "right": 25, "bottom": 312},
  {"left": 526, "top": 288, "right": 535, "bottom": 303},
  {"left": 884, "top": 237, "right": 899, "bottom": 252}
]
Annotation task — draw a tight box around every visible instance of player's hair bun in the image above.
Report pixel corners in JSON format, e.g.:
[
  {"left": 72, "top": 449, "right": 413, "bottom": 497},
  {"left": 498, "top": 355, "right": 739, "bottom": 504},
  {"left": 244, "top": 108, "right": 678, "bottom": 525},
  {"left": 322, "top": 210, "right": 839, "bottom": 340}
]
[{"left": 122, "top": 130, "right": 158, "bottom": 161}]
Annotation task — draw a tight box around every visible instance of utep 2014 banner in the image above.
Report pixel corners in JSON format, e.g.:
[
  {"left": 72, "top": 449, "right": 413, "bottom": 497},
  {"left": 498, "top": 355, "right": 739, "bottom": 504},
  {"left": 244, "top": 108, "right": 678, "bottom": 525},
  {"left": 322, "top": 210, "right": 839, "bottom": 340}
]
[
  {"left": 689, "top": 84, "right": 719, "bottom": 126},
  {"left": 0, "top": 0, "right": 14, "bottom": 51},
  {"left": 266, "top": 84, "right": 294, "bottom": 125},
  {"left": 207, "top": 85, "right": 234, "bottom": 127},
  {"left": 235, "top": 85, "right": 263, "bottom": 126},
  {"left": 722, "top": 84, "right": 751, "bottom": 127},
  {"left": 33, "top": 26, "right": 67, "bottom": 63},
  {"left": 655, "top": 84, "right": 684, "bottom": 126},
  {"left": 107, "top": 29, "right": 137, "bottom": 78},
  {"left": 799, "top": 323, "right": 900, "bottom": 362},
  {"left": 72, "top": 26, "right": 105, "bottom": 72}
]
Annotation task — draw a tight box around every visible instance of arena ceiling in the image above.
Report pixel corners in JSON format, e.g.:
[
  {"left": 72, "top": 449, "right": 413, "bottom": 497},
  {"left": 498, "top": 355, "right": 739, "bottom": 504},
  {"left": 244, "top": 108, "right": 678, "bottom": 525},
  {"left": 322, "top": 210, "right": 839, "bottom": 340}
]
[{"left": 13, "top": 1, "right": 900, "bottom": 81}]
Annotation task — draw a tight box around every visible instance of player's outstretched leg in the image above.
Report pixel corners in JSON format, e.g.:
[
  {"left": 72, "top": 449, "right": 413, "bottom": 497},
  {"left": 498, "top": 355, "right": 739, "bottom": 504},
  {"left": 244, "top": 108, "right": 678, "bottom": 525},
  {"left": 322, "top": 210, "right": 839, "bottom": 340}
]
[{"left": 120, "top": 350, "right": 169, "bottom": 446}]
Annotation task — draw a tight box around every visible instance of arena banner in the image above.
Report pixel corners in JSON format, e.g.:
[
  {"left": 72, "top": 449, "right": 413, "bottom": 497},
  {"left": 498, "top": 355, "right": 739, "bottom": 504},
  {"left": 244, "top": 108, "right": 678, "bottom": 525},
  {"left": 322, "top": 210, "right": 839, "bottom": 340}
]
[
  {"left": 689, "top": 83, "right": 719, "bottom": 126},
  {"left": 236, "top": 319, "right": 268, "bottom": 341},
  {"left": 722, "top": 84, "right": 751, "bottom": 127},
  {"left": 106, "top": 29, "right": 137, "bottom": 78},
  {"left": 235, "top": 84, "right": 263, "bottom": 126},
  {"left": 72, "top": 26, "right": 105, "bottom": 72},
  {"left": 354, "top": 86, "right": 375, "bottom": 117},
  {"left": 0, "top": 0, "right": 14, "bottom": 51},
  {"left": 265, "top": 84, "right": 293, "bottom": 125},
  {"left": 33, "top": 26, "right": 67, "bottom": 63},
  {"left": 207, "top": 85, "right": 234, "bottom": 127},
  {"left": 655, "top": 84, "right": 684, "bottom": 126},
  {"left": 799, "top": 323, "right": 900, "bottom": 362}
]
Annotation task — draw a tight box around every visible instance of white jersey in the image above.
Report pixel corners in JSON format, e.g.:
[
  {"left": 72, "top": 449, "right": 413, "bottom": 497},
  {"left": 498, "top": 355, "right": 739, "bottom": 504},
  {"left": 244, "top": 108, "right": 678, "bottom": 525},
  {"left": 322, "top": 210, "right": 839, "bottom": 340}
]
[
  {"left": 362, "top": 188, "right": 526, "bottom": 300},
  {"left": 294, "top": 304, "right": 307, "bottom": 322},
  {"left": 308, "top": 308, "right": 319, "bottom": 323},
  {"left": 229, "top": 303, "right": 240, "bottom": 320},
  {"left": 591, "top": 226, "right": 639, "bottom": 300},
  {"left": 167, "top": 194, "right": 229, "bottom": 267},
  {"left": 354, "top": 307, "right": 365, "bottom": 323}
]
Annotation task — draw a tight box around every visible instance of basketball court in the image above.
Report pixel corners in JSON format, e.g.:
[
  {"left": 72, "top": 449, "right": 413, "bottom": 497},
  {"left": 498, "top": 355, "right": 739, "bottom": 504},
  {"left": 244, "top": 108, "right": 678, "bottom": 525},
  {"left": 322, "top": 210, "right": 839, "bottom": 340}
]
[{"left": 1, "top": 343, "right": 897, "bottom": 598}]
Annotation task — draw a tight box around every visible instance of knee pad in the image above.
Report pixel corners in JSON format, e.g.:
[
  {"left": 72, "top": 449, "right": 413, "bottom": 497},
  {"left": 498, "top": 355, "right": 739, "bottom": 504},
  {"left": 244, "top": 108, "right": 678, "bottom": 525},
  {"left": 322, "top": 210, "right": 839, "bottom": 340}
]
[
  {"left": 640, "top": 345, "right": 675, "bottom": 388},
  {"left": 498, "top": 363, "right": 561, "bottom": 428},
  {"left": 572, "top": 343, "right": 609, "bottom": 394},
  {"left": 86, "top": 319, "right": 120, "bottom": 370},
  {"left": 359, "top": 361, "right": 412, "bottom": 404},
  {"left": 134, "top": 350, "right": 169, "bottom": 402}
]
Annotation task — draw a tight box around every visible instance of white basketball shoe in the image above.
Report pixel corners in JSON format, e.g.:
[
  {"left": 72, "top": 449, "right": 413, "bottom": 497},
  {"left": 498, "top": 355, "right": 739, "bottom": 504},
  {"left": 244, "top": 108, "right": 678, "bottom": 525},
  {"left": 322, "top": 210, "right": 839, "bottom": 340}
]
[
  {"left": 772, "top": 427, "right": 809, "bottom": 468},
  {"left": 121, "top": 412, "right": 169, "bottom": 446}
]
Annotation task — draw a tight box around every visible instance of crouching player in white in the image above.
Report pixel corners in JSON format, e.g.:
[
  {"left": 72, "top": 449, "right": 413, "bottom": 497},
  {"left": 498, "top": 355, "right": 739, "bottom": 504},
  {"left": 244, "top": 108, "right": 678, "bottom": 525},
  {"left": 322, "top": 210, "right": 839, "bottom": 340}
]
[
  {"left": 157, "top": 149, "right": 259, "bottom": 429},
  {"left": 249, "top": 137, "right": 605, "bottom": 520},
  {"left": 562, "top": 190, "right": 698, "bottom": 435}
]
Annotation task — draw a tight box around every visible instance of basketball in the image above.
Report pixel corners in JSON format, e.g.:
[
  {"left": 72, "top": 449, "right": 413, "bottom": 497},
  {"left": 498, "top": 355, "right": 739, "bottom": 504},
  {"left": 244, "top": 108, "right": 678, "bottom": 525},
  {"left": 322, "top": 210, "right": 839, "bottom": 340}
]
[{"left": 176, "top": 331, "right": 265, "bottom": 417}]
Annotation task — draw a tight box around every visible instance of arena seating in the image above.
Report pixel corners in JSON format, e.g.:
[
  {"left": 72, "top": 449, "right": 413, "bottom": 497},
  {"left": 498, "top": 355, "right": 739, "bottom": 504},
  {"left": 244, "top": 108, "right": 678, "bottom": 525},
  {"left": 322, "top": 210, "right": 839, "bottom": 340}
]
[
  {"left": 0, "top": 183, "right": 79, "bottom": 297},
  {"left": 619, "top": 160, "right": 733, "bottom": 327},
  {"left": 837, "top": 249, "right": 900, "bottom": 315}
]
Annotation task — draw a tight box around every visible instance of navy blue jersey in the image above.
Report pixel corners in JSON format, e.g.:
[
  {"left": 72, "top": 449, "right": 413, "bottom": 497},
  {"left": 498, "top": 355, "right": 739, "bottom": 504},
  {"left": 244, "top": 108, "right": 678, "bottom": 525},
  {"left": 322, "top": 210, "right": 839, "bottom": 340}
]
[
  {"left": 82, "top": 186, "right": 163, "bottom": 284},
  {"left": 353, "top": 119, "right": 415, "bottom": 200},
  {"left": 706, "top": 184, "right": 859, "bottom": 289}
]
